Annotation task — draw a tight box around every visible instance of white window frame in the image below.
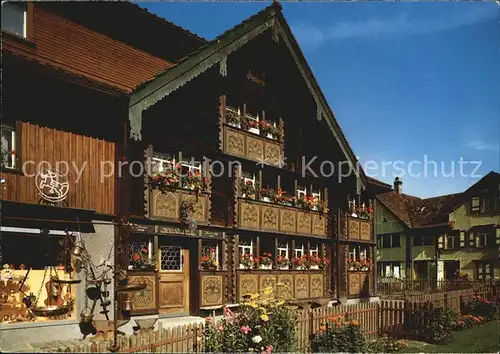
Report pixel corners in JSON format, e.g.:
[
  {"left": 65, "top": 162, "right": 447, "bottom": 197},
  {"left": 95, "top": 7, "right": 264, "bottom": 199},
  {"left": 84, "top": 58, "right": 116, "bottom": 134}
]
[
  {"left": 243, "top": 174, "right": 256, "bottom": 186},
  {"left": 309, "top": 244, "right": 319, "bottom": 256},
  {"left": 181, "top": 157, "right": 202, "bottom": 173},
  {"left": 348, "top": 246, "right": 357, "bottom": 261},
  {"left": 151, "top": 156, "right": 176, "bottom": 173},
  {"left": 296, "top": 186, "right": 307, "bottom": 200},
  {"left": 359, "top": 247, "right": 367, "bottom": 260},
  {"left": 277, "top": 241, "right": 289, "bottom": 258},
  {"left": 294, "top": 244, "right": 304, "bottom": 258},
  {"left": 238, "top": 238, "right": 253, "bottom": 256},
  {"left": 1, "top": 124, "right": 16, "bottom": 169},
  {"left": 311, "top": 190, "right": 321, "bottom": 200}
]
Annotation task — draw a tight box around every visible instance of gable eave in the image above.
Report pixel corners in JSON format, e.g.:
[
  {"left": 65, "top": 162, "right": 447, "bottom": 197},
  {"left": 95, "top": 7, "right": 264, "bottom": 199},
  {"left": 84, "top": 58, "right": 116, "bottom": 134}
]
[{"left": 127, "top": 3, "right": 367, "bottom": 188}]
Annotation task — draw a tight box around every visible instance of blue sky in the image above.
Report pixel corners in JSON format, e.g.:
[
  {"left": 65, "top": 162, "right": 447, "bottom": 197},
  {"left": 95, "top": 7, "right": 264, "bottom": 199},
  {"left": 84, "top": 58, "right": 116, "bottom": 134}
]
[{"left": 139, "top": 1, "right": 499, "bottom": 198}]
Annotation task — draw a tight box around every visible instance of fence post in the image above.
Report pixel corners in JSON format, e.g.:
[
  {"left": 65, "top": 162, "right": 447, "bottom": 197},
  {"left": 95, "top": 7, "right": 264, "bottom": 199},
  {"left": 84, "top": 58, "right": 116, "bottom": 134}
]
[{"left": 308, "top": 310, "right": 314, "bottom": 352}]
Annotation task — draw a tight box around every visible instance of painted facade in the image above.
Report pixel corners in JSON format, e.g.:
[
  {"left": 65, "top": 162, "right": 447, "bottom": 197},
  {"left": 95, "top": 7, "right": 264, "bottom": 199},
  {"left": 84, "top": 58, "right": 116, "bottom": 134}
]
[{"left": 373, "top": 172, "right": 500, "bottom": 281}]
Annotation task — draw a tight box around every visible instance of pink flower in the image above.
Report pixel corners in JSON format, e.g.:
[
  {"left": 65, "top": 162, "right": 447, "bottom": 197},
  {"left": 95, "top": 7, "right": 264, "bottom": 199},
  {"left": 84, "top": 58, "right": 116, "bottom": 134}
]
[
  {"left": 217, "top": 325, "right": 224, "bottom": 331},
  {"left": 265, "top": 345, "right": 273, "bottom": 353},
  {"left": 240, "top": 325, "right": 252, "bottom": 334}
]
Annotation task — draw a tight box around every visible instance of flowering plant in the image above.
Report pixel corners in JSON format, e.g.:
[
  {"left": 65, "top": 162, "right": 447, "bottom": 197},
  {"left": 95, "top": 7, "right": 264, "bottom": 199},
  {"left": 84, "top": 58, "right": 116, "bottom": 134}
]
[
  {"left": 240, "top": 253, "right": 257, "bottom": 269},
  {"left": 275, "top": 189, "right": 295, "bottom": 206},
  {"left": 291, "top": 255, "right": 311, "bottom": 270},
  {"left": 345, "top": 257, "right": 372, "bottom": 271},
  {"left": 311, "top": 256, "right": 329, "bottom": 270},
  {"left": 260, "top": 187, "right": 275, "bottom": 201},
  {"left": 226, "top": 108, "right": 240, "bottom": 125},
  {"left": 312, "top": 315, "right": 366, "bottom": 353},
  {"left": 240, "top": 179, "right": 258, "bottom": 198},
  {"left": 259, "top": 253, "right": 273, "bottom": 266},
  {"left": 276, "top": 256, "right": 291, "bottom": 268},
  {"left": 131, "top": 247, "right": 156, "bottom": 269},
  {"left": 201, "top": 249, "right": 218, "bottom": 270},
  {"left": 204, "top": 287, "right": 297, "bottom": 353},
  {"left": 295, "top": 195, "right": 314, "bottom": 210},
  {"left": 259, "top": 120, "right": 279, "bottom": 138},
  {"left": 148, "top": 165, "right": 179, "bottom": 193},
  {"left": 182, "top": 170, "right": 207, "bottom": 195}
]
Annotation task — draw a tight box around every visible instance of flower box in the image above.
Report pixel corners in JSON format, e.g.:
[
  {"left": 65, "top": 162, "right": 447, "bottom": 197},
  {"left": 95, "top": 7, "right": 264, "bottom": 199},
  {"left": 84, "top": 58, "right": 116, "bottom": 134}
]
[
  {"left": 248, "top": 127, "right": 260, "bottom": 135},
  {"left": 229, "top": 122, "right": 241, "bottom": 129},
  {"left": 279, "top": 266, "right": 289, "bottom": 270},
  {"left": 239, "top": 264, "right": 253, "bottom": 270},
  {"left": 261, "top": 196, "right": 271, "bottom": 202},
  {"left": 310, "top": 265, "right": 319, "bottom": 270},
  {"left": 259, "top": 264, "right": 272, "bottom": 270}
]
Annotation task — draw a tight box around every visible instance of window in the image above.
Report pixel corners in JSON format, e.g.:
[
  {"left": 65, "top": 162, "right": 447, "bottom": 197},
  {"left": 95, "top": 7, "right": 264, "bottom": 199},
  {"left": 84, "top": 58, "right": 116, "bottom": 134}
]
[
  {"left": 309, "top": 244, "right": 319, "bottom": 256},
  {"left": 475, "top": 261, "right": 494, "bottom": 280},
  {"left": 128, "top": 234, "right": 153, "bottom": 269},
  {"left": 277, "top": 240, "right": 289, "bottom": 258},
  {"left": 477, "top": 232, "right": 488, "bottom": 248},
  {"left": 294, "top": 243, "right": 304, "bottom": 258},
  {"left": 311, "top": 190, "right": 321, "bottom": 200},
  {"left": 239, "top": 237, "right": 253, "bottom": 256},
  {"left": 159, "top": 245, "right": 182, "bottom": 271},
  {"left": 482, "top": 198, "right": 493, "bottom": 213},
  {"left": 414, "top": 234, "right": 433, "bottom": 246},
  {"left": 471, "top": 197, "right": 480, "bottom": 214},
  {"left": 1, "top": 2, "right": 26, "bottom": 38},
  {"left": 201, "top": 240, "right": 220, "bottom": 270},
  {"left": 1, "top": 124, "right": 16, "bottom": 169},
  {"left": 378, "top": 234, "right": 401, "bottom": 248},
  {"left": 246, "top": 112, "right": 260, "bottom": 134},
  {"left": 296, "top": 186, "right": 306, "bottom": 200},
  {"left": 445, "top": 234, "right": 460, "bottom": 249},
  {"left": 379, "top": 262, "right": 401, "bottom": 278},
  {"left": 151, "top": 155, "right": 176, "bottom": 173}
]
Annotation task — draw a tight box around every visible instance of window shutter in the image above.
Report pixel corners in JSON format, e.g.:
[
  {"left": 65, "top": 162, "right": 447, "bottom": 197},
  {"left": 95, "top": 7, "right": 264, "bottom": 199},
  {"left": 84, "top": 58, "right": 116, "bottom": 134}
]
[
  {"left": 438, "top": 235, "right": 444, "bottom": 249},
  {"left": 443, "top": 234, "right": 448, "bottom": 249},
  {"left": 496, "top": 228, "right": 500, "bottom": 245},
  {"left": 469, "top": 231, "right": 476, "bottom": 247},
  {"left": 460, "top": 231, "right": 466, "bottom": 248},
  {"left": 471, "top": 197, "right": 480, "bottom": 213}
]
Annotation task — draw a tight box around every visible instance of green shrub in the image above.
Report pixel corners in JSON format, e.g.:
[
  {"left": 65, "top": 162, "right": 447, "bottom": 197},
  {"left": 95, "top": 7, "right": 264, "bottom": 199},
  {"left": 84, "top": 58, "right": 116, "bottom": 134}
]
[
  {"left": 366, "top": 335, "right": 408, "bottom": 353},
  {"left": 462, "top": 295, "right": 499, "bottom": 320},
  {"left": 311, "top": 315, "right": 366, "bottom": 353},
  {"left": 204, "top": 287, "right": 297, "bottom": 353}
]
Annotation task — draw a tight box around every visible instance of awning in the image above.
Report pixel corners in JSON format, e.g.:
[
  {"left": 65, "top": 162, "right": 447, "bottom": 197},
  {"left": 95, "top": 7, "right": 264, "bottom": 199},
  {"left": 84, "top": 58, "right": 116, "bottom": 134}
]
[{"left": 0, "top": 201, "right": 96, "bottom": 233}]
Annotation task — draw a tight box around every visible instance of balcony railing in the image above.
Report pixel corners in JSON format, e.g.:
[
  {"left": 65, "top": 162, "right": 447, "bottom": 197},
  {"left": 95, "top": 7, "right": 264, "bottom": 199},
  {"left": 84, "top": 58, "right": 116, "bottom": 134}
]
[
  {"left": 345, "top": 215, "right": 373, "bottom": 242},
  {"left": 200, "top": 271, "right": 225, "bottom": 308},
  {"left": 237, "top": 270, "right": 325, "bottom": 301},
  {"left": 238, "top": 198, "right": 327, "bottom": 237},
  {"left": 223, "top": 124, "right": 283, "bottom": 166},
  {"left": 149, "top": 188, "right": 209, "bottom": 224},
  {"left": 347, "top": 271, "right": 372, "bottom": 297}
]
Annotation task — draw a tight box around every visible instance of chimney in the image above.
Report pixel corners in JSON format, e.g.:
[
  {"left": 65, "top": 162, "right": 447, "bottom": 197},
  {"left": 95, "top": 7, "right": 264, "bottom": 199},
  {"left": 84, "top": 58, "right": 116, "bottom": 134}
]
[{"left": 394, "top": 177, "right": 403, "bottom": 194}]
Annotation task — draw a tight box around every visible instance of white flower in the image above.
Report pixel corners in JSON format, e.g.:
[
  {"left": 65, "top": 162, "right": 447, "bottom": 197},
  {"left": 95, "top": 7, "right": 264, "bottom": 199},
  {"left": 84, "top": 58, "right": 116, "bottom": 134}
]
[{"left": 252, "top": 335, "right": 262, "bottom": 344}]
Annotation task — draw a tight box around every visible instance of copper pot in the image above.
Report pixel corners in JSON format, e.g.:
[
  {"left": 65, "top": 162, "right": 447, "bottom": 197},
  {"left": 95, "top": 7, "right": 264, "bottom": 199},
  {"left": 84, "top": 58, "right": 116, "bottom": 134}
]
[{"left": 121, "top": 300, "right": 132, "bottom": 311}]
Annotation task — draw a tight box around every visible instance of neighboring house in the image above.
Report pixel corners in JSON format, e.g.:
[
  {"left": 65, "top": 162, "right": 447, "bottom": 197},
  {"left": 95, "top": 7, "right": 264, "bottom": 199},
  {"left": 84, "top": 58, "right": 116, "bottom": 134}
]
[{"left": 373, "top": 173, "right": 500, "bottom": 281}]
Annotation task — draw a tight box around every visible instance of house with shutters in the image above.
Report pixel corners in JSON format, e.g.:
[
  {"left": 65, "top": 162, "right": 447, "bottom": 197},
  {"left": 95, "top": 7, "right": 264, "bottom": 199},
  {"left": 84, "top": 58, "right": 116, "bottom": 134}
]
[{"left": 374, "top": 172, "right": 500, "bottom": 281}]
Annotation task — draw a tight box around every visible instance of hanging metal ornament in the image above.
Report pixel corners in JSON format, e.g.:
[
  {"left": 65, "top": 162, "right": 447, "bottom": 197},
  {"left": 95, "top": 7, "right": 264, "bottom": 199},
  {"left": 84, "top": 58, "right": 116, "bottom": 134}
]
[{"left": 31, "top": 266, "right": 71, "bottom": 317}]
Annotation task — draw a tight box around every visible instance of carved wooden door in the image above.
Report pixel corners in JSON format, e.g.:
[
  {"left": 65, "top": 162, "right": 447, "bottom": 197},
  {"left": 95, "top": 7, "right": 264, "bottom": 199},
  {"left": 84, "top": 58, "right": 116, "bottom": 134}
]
[{"left": 158, "top": 245, "right": 190, "bottom": 315}]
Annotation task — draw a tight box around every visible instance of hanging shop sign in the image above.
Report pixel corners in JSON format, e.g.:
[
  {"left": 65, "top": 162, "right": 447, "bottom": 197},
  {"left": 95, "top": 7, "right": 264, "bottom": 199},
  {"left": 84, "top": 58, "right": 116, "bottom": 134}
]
[{"left": 36, "top": 168, "right": 69, "bottom": 203}]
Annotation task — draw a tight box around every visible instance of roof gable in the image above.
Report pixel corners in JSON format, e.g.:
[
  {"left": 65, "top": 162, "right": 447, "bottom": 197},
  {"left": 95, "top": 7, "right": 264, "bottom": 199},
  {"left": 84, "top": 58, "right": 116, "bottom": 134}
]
[{"left": 127, "top": 2, "right": 367, "bottom": 187}]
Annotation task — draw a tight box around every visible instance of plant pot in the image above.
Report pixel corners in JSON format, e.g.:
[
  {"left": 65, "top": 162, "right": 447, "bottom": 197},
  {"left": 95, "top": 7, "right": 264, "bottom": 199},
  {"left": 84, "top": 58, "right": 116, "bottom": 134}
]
[
  {"left": 239, "top": 264, "right": 251, "bottom": 269},
  {"left": 229, "top": 122, "right": 241, "bottom": 129},
  {"left": 261, "top": 197, "right": 271, "bottom": 202},
  {"left": 279, "top": 266, "right": 289, "bottom": 270},
  {"left": 310, "top": 265, "right": 319, "bottom": 270},
  {"left": 266, "top": 133, "right": 274, "bottom": 139},
  {"left": 248, "top": 127, "right": 260, "bottom": 135},
  {"left": 139, "top": 265, "right": 154, "bottom": 271},
  {"left": 259, "top": 264, "right": 272, "bottom": 270},
  {"left": 349, "top": 266, "right": 355, "bottom": 271},
  {"left": 203, "top": 266, "right": 218, "bottom": 271}
]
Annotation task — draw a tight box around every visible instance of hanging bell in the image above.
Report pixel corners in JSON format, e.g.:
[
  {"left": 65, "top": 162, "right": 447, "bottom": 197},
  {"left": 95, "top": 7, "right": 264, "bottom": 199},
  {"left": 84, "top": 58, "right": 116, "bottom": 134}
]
[
  {"left": 121, "top": 300, "right": 133, "bottom": 311},
  {"left": 72, "top": 245, "right": 84, "bottom": 258},
  {"left": 80, "top": 310, "right": 94, "bottom": 323}
]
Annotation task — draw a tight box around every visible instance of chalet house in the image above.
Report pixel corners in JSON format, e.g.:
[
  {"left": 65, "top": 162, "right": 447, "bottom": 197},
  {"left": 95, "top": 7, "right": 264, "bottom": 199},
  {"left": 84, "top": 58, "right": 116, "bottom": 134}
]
[
  {"left": 1, "top": 2, "right": 376, "bottom": 349},
  {"left": 374, "top": 173, "right": 500, "bottom": 282}
]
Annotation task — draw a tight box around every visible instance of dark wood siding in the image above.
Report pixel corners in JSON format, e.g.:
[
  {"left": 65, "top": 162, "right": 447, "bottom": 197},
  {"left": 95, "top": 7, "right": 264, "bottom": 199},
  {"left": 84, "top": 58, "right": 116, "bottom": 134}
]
[{"left": 1, "top": 121, "right": 116, "bottom": 215}]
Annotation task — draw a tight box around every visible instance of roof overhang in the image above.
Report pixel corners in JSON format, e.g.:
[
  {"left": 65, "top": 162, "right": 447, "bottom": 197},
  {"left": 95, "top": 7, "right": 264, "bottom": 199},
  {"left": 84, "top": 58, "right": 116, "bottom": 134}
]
[{"left": 128, "top": 3, "right": 367, "bottom": 188}]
